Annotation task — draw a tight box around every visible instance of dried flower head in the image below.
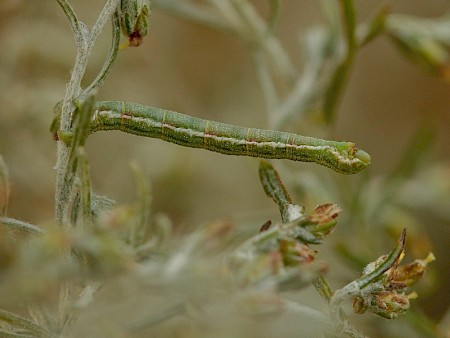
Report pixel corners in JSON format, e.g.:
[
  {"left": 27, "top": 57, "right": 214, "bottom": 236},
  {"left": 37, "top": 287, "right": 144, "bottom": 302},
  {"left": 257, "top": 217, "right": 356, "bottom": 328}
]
[{"left": 353, "top": 248, "right": 434, "bottom": 319}]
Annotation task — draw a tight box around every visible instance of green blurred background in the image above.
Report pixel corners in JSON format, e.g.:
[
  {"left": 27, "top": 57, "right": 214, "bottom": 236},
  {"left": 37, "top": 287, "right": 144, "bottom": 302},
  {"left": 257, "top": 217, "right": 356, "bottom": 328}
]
[{"left": 0, "top": 0, "right": 449, "bottom": 327}]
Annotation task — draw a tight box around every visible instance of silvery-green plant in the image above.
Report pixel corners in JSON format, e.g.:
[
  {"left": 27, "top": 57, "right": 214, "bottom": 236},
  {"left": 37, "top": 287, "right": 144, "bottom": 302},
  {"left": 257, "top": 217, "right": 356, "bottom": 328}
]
[{"left": 1, "top": 1, "right": 447, "bottom": 337}]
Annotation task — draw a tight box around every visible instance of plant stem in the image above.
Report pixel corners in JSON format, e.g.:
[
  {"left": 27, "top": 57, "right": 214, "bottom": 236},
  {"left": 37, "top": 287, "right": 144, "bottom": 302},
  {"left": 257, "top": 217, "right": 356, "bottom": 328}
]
[
  {"left": 53, "top": 1, "right": 121, "bottom": 334},
  {"left": 322, "top": 0, "right": 357, "bottom": 123},
  {"left": 55, "top": 0, "right": 120, "bottom": 227},
  {"left": 252, "top": 49, "right": 279, "bottom": 121}
]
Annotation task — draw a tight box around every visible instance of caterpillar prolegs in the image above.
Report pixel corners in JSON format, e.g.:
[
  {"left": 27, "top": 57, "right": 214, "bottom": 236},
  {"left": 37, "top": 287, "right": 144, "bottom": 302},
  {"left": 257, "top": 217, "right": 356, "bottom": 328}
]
[{"left": 90, "top": 101, "right": 371, "bottom": 174}]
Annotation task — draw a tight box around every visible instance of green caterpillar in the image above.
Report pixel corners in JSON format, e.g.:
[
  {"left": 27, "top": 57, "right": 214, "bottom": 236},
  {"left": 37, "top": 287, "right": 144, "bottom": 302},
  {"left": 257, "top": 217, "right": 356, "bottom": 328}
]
[{"left": 89, "top": 101, "right": 370, "bottom": 174}]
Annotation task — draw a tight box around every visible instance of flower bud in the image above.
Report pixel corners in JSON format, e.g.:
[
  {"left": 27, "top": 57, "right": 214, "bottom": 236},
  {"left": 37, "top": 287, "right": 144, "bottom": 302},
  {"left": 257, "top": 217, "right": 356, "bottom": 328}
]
[
  {"left": 391, "top": 252, "right": 435, "bottom": 287},
  {"left": 368, "top": 291, "right": 410, "bottom": 319},
  {"left": 119, "top": 0, "right": 151, "bottom": 47}
]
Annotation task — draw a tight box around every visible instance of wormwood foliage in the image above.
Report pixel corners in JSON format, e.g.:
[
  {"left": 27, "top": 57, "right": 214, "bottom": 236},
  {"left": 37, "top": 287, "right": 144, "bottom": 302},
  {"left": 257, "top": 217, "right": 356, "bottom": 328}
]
[{"left": 1, "top": 1, "right": 447, "bottom": 337}]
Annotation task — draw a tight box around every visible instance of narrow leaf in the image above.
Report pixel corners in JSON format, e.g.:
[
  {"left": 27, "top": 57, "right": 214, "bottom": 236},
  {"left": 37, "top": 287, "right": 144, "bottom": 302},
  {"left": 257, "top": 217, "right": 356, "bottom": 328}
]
[
  {"left": 0, "top": 217, "right": 45, "bottom": 235},
  {"left": 356, "top": 228, "right": 407, "bottom": 289},
  {"left": 0, "top": 155, "right": 9, "bottom": 216}
]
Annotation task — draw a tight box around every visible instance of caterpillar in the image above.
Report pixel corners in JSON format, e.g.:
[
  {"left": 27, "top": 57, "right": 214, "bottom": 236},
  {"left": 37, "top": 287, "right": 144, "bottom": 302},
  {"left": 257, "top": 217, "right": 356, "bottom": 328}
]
[{"left": 90, "top": 101, "right": 371, "bottom": 174}]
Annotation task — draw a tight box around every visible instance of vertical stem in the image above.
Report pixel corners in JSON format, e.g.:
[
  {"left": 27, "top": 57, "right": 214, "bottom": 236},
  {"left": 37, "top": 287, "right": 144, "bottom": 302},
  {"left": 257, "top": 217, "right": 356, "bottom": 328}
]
[
  {"left": 252, "top": 50, "right": 279, "bottom": 124},
  {"left": 322, "top": 0, "right": 357, "bottom": 123},
  {"left": 55, "top": 0, "right": 120, "bottom": 227},
  {"left": 54, "top": 0, "right": 120, "bottom": 333}
]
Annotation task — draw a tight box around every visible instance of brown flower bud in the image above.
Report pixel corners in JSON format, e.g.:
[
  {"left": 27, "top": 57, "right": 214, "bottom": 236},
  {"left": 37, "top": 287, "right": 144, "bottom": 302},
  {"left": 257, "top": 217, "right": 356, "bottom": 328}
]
[
  {"left": 391, "top": 252, "right": 435, "bottom": 287},
  {"left": 368, "top": 291, "right": 410, "bottom": 319}
]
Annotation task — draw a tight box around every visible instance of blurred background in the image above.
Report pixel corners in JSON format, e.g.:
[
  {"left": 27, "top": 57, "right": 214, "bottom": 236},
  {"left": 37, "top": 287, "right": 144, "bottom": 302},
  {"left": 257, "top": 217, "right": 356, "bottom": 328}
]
[{"left": 0, "top": 0, "right": 449, "bottom": 334}]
